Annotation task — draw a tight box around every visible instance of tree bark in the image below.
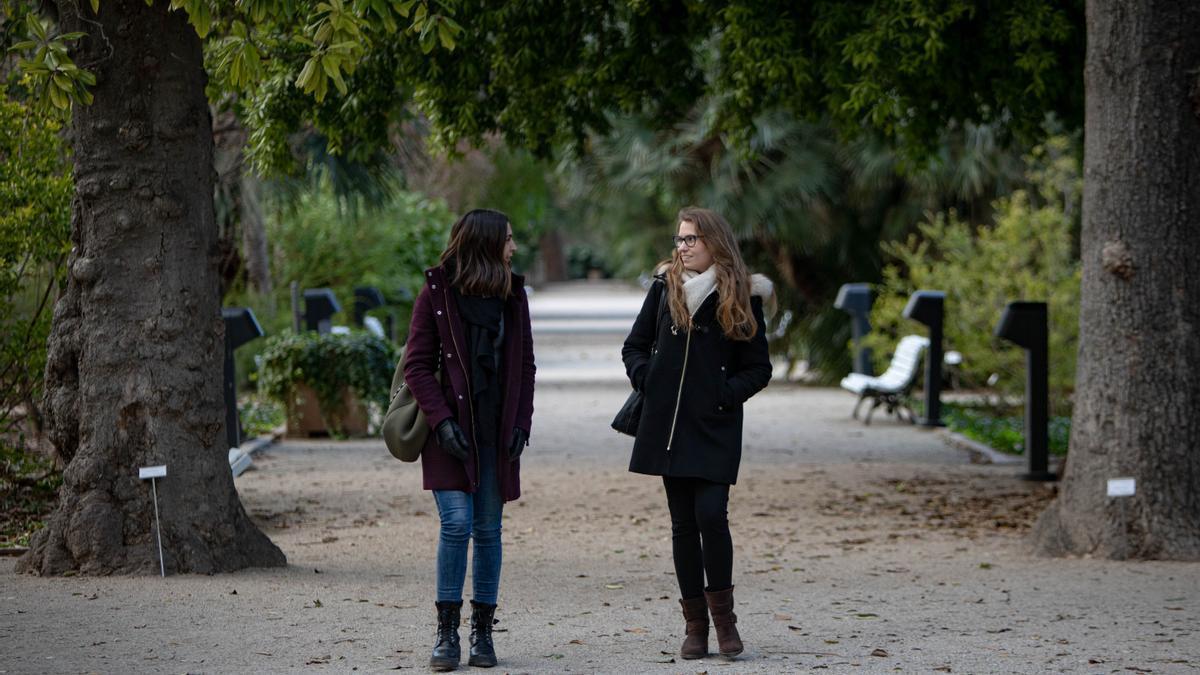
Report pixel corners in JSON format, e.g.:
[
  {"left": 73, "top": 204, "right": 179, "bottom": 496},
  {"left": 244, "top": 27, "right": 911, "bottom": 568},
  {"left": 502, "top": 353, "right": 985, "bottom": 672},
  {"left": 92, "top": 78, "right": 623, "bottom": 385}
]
[
  {"left": 538, "top": 229, "right": 567, "bottom": 282},
  {"left": 213, "top": 111, "right": 272, "bottom": 298},
  {"left": 18, "top": 0, "right": 285, "bottom": 574},
  {"left": 1031, "top": 0, "right": 1200, "bottom": 559},
  {"left": 239, "top": 171, "right": 272, "bottom": 297}
]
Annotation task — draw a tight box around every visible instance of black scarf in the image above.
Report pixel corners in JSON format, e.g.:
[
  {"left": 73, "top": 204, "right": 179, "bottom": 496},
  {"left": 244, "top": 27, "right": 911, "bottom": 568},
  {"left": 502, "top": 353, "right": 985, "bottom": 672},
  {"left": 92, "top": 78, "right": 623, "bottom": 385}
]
[{"left": 453, "top": 287, "right": 505, "bottom": 450}]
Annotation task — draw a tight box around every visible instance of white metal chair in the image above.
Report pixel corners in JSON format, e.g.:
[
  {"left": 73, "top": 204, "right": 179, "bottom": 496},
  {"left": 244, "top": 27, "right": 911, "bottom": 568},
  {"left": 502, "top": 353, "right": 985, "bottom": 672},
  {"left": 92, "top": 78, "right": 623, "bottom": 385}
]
[{"left": 840, "top": 335, "right": 929, "bottom": 424}]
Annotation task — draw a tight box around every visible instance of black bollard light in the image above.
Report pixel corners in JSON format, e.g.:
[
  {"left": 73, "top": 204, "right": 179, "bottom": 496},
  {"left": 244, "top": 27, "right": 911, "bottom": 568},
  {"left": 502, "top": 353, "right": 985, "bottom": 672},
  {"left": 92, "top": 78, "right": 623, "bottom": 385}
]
[
  {"left": 902, "top": 290, "right": 946, "bottom": 427},
  {"left": 353, "top": 286, "right": 386, "bottom": 328},
  {"left": 303, "top": 288, "right": 341, "bottom": 334},
  {"left": 995, "top": 301, "right": 1056, "bottom": 481},
  {"left": 222, "top": 307, "right": 265, "bottom": 449},
  {"left": 834, "top": 283, "right": 874, "bottom": 375}
]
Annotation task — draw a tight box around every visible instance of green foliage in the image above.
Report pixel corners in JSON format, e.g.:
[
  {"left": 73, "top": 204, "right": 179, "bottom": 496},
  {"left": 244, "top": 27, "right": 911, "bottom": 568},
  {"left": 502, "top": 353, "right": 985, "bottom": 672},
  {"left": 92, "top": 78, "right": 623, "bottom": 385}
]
[
  {"left": 237, "top": 394, "right": 285, "bottom": 438},
  {"left": 12, "top": 1, "right": 1083, "bottom": 173},
  {"left": 555, "top": 107, "right": 1032, "bottom": 378},
  {"left": 1, "top": 438, "right": 61, "bottom": 548},
  {"left": 566, "top": 245, "right": 612, "bottom": 280},
  {"left": 943, "top": 403, "right": 1071, "bottom": 456},
  {"left": 0, "top": 89, "right": 72, "bottom": 439},
  {"left": 257, "top": 330, "right": 396, "bottom": 436},
  {"left": 475, "top": 146, "right": 559, "bottom": 273},
  {"left": 865, "top": 138, "right": 1081, "bottom": 410},
  {"left": 5, "top": 13, "right": 93, "bottom": 114},
  {"left": 221, "top": 183, "right": 450, "bottom": 391},
  {"left": 263, "top": 183, "right": 452, "bottom": 330},
  {"left": 713, "top": 1, "right": 1084, "bottom": 155}
]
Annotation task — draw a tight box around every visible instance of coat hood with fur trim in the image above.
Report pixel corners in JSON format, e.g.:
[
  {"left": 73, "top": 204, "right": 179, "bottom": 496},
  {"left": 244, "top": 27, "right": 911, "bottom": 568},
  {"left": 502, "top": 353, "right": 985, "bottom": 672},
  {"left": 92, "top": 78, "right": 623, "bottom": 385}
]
[{"left": 654, "top": 264, "right": 777, "bottom": 320}]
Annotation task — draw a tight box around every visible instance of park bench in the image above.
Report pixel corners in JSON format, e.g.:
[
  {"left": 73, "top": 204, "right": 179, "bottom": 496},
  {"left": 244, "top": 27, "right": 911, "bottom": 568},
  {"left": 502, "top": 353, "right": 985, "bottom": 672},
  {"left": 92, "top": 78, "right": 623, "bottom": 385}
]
[{"left": 840, "top": 334, "right": 929, "bottom": 424}]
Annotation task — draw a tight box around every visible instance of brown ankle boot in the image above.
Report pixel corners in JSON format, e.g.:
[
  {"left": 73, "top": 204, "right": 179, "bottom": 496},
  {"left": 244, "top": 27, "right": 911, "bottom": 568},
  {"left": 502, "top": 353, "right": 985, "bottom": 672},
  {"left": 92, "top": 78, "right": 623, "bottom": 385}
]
[
  {"left": 704, "top": 586, "right": 743, "bottom": 657},
  {"left": 678, "top": 596, "right": 709, "bottom": 659}
]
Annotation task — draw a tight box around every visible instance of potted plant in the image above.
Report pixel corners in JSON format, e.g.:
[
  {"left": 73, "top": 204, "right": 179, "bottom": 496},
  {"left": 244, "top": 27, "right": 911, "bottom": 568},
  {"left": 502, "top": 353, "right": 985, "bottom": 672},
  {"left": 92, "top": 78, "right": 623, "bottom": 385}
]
[{"left": 257, "top": 331, "right": 396, "bottom": 438}]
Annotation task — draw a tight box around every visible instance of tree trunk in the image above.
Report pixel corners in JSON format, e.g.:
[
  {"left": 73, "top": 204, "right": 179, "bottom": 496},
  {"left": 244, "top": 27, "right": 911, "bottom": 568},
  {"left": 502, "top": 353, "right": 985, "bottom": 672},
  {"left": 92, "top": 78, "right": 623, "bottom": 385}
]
[
  {"left": 1030, "top": 1, "right": 1200, "bottom": 559},
  {"left": 239, "top": 171, "right": 272, "bottom": 297},
  {"left": 213, "top": 111, "right": 272, "bottom": 298},
  {"left": 538, "top": 229, "right": 567, "bottom": 282},
  {"left": 18, "top": 0, "right": 285, "bottom": 575}
]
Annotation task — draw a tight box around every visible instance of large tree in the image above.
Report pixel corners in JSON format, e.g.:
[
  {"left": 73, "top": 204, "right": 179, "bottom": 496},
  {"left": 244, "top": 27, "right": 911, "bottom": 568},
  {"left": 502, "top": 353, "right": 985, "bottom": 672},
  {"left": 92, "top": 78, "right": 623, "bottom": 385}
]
[
  {"left": 1028, "top": 1, "right": 1200, "bottom": 558},
  {"left": 16, "top": 0, "right": 284, "bottom": 574}
]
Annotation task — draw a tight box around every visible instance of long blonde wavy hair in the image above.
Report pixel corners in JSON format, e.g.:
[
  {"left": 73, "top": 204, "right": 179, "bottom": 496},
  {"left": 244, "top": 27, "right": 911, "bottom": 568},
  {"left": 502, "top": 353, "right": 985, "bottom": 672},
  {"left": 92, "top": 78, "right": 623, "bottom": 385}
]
[{"left": 659, "top": 207, "right": 757, "bottom": 341}]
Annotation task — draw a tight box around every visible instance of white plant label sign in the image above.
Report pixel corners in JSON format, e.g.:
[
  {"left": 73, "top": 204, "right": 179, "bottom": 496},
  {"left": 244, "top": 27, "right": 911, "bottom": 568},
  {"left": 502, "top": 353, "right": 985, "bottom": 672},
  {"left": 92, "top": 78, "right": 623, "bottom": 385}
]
[{"left": 1106, "top": 477, "right": 1136, "bottom": 497}]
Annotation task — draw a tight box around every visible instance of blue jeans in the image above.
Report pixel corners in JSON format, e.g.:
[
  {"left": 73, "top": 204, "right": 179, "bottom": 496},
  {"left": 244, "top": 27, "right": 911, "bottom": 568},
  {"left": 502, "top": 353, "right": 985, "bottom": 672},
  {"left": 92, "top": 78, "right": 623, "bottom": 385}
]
[{"left": 432, "top": 447, "right": 503, "bottom": 605}]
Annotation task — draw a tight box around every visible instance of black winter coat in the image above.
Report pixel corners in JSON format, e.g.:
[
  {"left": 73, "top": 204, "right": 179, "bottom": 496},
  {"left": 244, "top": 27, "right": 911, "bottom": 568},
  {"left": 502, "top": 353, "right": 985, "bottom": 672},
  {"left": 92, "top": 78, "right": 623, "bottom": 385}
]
[{"left": 622, "top": 277, "right": 772, "bottom": 485}]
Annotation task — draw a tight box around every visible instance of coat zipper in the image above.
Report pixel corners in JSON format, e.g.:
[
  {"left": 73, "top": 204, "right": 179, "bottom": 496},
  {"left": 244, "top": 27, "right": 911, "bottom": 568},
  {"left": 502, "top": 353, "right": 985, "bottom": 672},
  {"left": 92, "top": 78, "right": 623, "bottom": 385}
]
[
  {"left": 665, "top": 327, "right": 692, "bottom": 453},
  {"left": 442, "top": 283, "right": 481, "bottom": 488}
]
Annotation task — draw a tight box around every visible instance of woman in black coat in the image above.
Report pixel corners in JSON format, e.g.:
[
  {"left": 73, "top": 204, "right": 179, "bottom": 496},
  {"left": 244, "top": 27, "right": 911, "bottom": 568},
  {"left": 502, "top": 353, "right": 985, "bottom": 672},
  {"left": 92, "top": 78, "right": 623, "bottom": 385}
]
[{"left": 622, "top": 206, "right": 774, "bottom": 660}]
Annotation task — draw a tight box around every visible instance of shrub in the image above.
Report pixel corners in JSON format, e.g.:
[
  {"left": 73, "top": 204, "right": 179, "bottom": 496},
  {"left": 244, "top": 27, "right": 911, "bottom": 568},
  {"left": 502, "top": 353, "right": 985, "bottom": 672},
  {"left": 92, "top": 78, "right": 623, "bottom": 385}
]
[
  {"left": 1, "top": 439, "right": 62, "bottom": 548},
  {"left": 865, "top": 140, "right": 1081, "bottom": 412},
  {"left": 223, "top": 184, "right": 452, "bottom": 389},
  {"left": 265, "top": 185, "right": 453, "bottom": 336},
  {"left": 237, "top": 394, "right": 286, "bottom": 438},
  {"left": 0, "top": 89, "right": 72, "bottom": 470},
  {"left": 257, "top": 331, "right": 397, "bottom": 436},
  {"left": 943, "top": 403, "right": 1071, "bottom": 456}
]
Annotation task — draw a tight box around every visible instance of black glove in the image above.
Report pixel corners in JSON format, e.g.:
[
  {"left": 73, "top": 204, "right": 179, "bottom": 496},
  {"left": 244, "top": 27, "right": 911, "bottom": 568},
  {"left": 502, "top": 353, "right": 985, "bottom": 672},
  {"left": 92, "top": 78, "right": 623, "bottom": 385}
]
[
  {"left": 436, "top": 419, "right": 470, "bottom": 461},
  {"left": 508, "top": 427, "right": 529, "bottom": 462}
]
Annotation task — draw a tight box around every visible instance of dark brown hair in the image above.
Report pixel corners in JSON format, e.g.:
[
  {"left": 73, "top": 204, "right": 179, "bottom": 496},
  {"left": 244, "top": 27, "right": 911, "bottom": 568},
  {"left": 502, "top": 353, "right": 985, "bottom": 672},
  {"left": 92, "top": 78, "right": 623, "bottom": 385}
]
[
  {"left": 439, "top": 209, "right": 513, "bottom": 298},
  {"left": 658, "top": 206, "right": 756, "bottom": 341}
]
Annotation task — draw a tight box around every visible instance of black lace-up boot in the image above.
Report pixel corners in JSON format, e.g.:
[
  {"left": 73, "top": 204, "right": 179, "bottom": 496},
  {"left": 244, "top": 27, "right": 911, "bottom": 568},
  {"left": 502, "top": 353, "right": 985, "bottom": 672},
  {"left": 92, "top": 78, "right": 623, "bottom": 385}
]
[
  {"left": 467, "top": 601, "right": 498, "bottom": 667},
  {"left": 430, "top": 601, "right": 462, "bottom": 671}
]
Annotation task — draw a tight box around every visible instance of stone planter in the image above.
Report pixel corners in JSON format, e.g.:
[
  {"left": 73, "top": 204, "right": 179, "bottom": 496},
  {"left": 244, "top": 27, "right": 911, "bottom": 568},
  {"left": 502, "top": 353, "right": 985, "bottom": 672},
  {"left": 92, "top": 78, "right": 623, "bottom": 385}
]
[{"left": 286, "top": 383, "right": 369, "bottom": 438}]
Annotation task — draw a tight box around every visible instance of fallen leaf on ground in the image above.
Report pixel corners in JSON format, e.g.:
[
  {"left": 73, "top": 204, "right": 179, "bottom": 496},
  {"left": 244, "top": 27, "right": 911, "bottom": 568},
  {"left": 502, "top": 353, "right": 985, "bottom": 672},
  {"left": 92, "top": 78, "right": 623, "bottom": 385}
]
[{"left": 871, "top": 648, "right": 889, "bottom": 657}]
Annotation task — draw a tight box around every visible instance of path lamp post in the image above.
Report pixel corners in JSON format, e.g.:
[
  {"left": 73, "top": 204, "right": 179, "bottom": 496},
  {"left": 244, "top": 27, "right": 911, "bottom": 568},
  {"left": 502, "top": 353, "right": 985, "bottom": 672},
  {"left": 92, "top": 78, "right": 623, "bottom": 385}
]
[
  {"left": 222, "top": 307, "right": 264, "bottom": 449},
  {"left": 303, "top": 288, "right": 341, "bottom": 334},
  {"left": 353, "top": 286, "right": 391, "bottom": 340},
  {"left": 902, "top": 290, "right": 946, "bottom": 427},
  {"left": 994, "top": 301, "right": 1056, "bottom": 481},
  {"left": 834, "top": 283, "right": 874, "bottom": 375}
]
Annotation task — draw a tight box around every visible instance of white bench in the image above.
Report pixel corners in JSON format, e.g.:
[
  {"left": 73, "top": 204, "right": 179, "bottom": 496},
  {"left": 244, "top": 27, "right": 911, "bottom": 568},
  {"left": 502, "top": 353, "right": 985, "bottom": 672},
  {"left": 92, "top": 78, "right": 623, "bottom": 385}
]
[{"left": 840, "top": 335, "right": 929, "bottom": 424}]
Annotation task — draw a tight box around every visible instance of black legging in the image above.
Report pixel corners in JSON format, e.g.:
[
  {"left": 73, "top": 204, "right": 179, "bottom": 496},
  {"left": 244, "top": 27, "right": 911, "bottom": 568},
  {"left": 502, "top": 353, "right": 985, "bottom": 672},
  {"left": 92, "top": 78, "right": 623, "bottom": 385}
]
[{"left": 662, "top": 476, "right": 733, "bottom": 599}]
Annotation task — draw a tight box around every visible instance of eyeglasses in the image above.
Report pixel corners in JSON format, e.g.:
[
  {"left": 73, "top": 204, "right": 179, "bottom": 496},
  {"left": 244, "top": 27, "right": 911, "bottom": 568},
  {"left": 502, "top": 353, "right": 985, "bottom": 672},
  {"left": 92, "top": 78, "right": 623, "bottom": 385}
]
[{"left": 671, "top": 234, "right": 704, "bottom": 248}]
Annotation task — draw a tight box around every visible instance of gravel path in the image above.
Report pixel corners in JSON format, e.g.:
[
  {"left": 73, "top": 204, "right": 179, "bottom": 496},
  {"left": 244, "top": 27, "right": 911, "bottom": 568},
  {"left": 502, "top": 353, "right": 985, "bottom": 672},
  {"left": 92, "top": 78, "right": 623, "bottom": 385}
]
[{"left": 2, "top": 385, "right": 1198, "bottom": 674}]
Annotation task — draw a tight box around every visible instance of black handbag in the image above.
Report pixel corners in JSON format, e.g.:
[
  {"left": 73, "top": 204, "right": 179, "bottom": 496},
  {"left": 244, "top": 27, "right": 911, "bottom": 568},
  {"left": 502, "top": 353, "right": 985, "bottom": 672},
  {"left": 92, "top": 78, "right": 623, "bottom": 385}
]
[
  {"left": 612, "top": 284, "right": 666, "bottom": 436},
  {"left": 611, "top": 388, "right": 643, "bottom": 436}
]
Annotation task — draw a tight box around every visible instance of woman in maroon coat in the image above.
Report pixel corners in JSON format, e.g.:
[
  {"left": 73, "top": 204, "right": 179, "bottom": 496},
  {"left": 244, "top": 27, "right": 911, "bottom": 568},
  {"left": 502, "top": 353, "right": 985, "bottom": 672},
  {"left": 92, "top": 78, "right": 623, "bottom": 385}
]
[{"left": 403, "top": 209, "right": 535, "bottom": 672}]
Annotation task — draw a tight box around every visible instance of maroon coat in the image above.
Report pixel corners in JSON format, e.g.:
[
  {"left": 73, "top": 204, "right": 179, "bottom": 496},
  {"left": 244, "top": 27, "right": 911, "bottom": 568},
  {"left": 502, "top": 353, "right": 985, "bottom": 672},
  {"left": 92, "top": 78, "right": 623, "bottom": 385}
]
[{"left": 403, "top": 265, "right": 535, "bottom": 502}]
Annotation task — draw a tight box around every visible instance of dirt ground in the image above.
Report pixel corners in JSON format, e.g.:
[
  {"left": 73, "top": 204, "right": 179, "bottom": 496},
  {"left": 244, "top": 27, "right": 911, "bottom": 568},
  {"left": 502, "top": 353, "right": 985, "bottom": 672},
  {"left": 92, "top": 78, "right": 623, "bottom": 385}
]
[{"left": 2, "top": 384, "right": 1198, "bottom": 674}]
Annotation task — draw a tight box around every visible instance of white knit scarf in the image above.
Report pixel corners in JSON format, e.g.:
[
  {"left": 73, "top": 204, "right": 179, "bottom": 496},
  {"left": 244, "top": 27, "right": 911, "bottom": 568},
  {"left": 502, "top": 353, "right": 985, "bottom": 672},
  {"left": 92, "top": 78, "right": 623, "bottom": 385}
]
[{"left": 681, "top": 266, "right": 718, "bottom": 317}]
